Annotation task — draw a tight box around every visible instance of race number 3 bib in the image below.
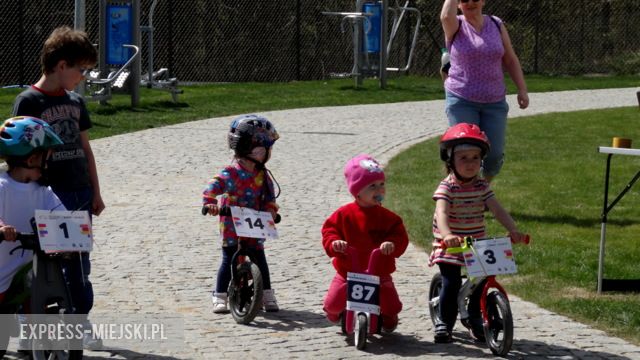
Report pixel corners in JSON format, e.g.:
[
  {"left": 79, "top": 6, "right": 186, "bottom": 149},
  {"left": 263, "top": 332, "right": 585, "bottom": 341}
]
[
  {"left": 463, "top": 237, "right": 517, "bottom": 277},
  {"left": 346, "top": 272, "right": 380, "bottom": 315},
  {"left": 34, "top": 210, "right": 93, "bottom": 253},
  {"left": 229, "top": 206, "right": 279, "bottom": 239}
]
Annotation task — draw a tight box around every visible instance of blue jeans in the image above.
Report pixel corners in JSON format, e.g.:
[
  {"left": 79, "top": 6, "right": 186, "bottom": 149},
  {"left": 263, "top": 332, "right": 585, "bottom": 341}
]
[
  {"left": 52, "top": 187, "right": 94, "bottom": 315},
  {"left": 214, "top": 245, "right": 272, "bottom": 294},
  {"left": 445, "top": 91, "right": 509, "bottom": 177},
  {"left": 437, "top": 263, "right": 483, "bottom": 329}
]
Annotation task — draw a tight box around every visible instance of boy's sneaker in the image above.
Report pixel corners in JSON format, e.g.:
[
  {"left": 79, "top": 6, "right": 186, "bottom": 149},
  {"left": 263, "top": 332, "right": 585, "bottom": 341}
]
[
  {"left": 434, "top": 321, "right": 453, "bottom": 343},
  {"left": 262, "top": 289, "right": 279, "bottom": 312},
  {"left": 212, "top": 292, "right": 229, "bottom": 314}
]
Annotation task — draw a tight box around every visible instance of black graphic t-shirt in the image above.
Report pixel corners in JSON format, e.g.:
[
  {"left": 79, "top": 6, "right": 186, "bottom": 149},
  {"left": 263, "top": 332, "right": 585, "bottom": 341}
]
[{"left": 12, "top": 86, "right": 92, "bottom": 190}]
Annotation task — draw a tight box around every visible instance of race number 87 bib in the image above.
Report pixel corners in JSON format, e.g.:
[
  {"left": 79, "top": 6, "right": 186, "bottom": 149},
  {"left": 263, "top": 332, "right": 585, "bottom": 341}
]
[{"left": 346, "top": 272, "right": 380, "bottom": 315}]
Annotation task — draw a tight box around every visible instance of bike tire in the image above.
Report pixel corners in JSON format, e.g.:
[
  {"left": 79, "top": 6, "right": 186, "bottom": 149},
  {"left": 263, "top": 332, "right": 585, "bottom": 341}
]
[
  {"left": 427, "top": 272, "right": 443, "bottom": 327},
  {"left": 32, "top": 348, "right": 83, "bottom": 360},
  {"left": 484, "top": 291, "right": 513, "bottom": 356},
  {"left": 354, "top": 313, "right": 368, "bottom": 350},
  {"left": 228, "top": 262, "right": 263, "bottom": 325}
]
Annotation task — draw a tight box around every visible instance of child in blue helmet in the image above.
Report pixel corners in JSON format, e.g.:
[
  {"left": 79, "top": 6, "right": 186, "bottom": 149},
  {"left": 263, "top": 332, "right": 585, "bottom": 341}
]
[
  {"left": 0, "top": 117, "right": 65, "bottom": 313},
  {"left": 202, "top": 114, "right": 281, "bottom": 313}
]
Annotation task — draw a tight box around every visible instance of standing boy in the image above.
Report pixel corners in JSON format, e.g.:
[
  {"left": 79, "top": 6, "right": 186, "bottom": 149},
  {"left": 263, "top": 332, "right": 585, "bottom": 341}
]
[{"left": 12, "top": 26, "right": 105, "bottom": 347}]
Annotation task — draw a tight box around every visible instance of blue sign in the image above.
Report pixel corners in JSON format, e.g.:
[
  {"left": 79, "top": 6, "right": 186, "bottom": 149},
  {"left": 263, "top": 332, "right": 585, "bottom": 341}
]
[
  {"left": 363, "top": 2, "right": 381, "bottom": 54},
  {"left": 106, "top": 4, "right": 132, "bottom": 65}
]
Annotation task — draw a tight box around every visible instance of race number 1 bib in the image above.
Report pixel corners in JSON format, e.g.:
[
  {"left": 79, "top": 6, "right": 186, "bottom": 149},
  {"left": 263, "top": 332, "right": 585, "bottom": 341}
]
[
  {"left": 34, "top": 210, "right": 93, "bottom": 253},
  {"left": 229, "top": 206, "right": 279, "bottom": 239},
  {"left": 346, "top": 272, "right": 380, "bottom": 315},
  {"left": 463, "top": 237, "right": 517, "bottom": 277}
]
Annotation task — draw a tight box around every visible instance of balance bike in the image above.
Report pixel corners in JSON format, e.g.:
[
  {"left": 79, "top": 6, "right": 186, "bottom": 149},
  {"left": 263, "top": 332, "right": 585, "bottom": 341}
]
[
  {"left": 202, "top": 205, "right": 280, "bottom": 324},
  {"left": 342, "top": 247, "right": 393, "bottom": 350},
  {"left": 428, "top": 235, "right": 529, "bottom": 356}
]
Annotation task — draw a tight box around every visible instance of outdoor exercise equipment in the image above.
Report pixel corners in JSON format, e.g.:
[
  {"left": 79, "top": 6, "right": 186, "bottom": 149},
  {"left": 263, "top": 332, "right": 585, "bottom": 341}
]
[
  {"left": 84, "top": 0, "right": 141, "bottom": 106},
  {"left": 79, "top": 0, "right": 180, "bottom": 105},
  {"left": 140, "top": 0, "right": 182, "bottom": 103},
  {"left": 323, "top": 0, "right": 421, "bottom": 88}
]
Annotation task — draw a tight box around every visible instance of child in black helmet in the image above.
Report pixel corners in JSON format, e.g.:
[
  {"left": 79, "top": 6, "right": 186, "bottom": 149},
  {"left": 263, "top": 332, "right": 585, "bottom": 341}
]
[
  {"left": 430, "top": 123, "right": 526, "bottom": 343},
  {"left": 202, "top": 114, "right": 281, "bottom": 313},
  {"left": 0, "top": 117, "right": 64, "bottom": 318}
]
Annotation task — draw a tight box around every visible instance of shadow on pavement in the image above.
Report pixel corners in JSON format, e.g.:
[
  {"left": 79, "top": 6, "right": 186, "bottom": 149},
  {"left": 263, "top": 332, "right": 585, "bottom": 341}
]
[
  {"left": 509, "top": 338, "right": 636, "bottom": 360},
  {"left": 1, "top": 348, "right": 182, "bottom": 360},
  {"left": 252, "top": 308, "right": 332, "bottom": 331}
]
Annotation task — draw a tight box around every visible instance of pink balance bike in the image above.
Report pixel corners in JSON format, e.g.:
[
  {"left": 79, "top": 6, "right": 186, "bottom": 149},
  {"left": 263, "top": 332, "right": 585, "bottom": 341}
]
[
  {"left": 340, "top": 246, "right": 395, "bottom": 350},
  {"left": 428, "top": 235, "right": 529, "bottom": 357}
]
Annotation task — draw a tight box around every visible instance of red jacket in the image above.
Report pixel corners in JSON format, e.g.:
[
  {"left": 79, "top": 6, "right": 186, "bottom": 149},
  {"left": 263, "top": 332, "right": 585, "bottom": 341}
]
[{"left": 322, "top": 202, "right": 409, "bottom": 276}]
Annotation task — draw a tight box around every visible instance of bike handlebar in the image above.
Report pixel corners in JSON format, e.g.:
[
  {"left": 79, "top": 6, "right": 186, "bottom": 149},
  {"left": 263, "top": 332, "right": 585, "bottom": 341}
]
[
  {"left": 201, "top": 205, "right": 281, "bottom": 224},
  {"left": 445, "top": 235, "right": 530, "bottom": 254},
  {"left": 0, "top": 232, "right": 40, "bottom": 250}
]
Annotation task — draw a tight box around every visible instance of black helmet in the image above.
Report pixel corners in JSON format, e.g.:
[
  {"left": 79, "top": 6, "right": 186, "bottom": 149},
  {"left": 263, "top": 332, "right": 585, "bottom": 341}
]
[{"left": 228, "top": 114, "right": 279, "bottom": 156}]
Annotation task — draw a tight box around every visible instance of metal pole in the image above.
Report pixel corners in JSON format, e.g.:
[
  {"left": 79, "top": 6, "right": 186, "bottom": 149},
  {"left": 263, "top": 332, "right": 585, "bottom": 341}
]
[
  {"left": 99, "top": 0, "right": 108, "bottom": 105},
  {"left": 75, "top": 0, "right": 86, "bottom": 95},
  {"left": 131, "top": 0, "right": 141, "bottom": 107},
  {"left": 295, "top": 0, "right": 301, "bottom": 81},
  {"left": 74, "top": 0, "right": 86, "bottom": 30},
  {"left": 355, "top": 0, "right": 365, "bottom": 87},
  {"left": 597, "top": 154, "right": 612, "bottom": 294},
  {"left": 379, "top": 0, "right": 388, "bottom": 89}
]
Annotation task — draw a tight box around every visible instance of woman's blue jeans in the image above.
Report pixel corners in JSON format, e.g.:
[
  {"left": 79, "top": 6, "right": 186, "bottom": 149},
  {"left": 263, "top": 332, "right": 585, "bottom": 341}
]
[{"left": 445, "top": 91, "right": 509, "bottom": 177}]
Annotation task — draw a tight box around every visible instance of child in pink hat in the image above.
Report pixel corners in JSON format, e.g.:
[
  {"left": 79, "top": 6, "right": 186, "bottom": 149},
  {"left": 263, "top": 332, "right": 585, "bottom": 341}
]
[{"left": 321, "top": 154, "right": 409, "bottom": 333}]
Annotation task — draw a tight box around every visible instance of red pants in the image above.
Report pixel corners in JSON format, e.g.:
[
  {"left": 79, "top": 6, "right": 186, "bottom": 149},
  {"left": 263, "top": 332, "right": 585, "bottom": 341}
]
[{"left": 323, "top": 273, "right": 402, "bottom": 324}]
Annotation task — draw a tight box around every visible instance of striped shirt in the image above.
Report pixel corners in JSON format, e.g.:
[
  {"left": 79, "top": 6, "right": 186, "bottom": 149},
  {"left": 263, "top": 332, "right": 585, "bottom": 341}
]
[{"left": 429, "top": 174, "right": 494, "bottom": 266}]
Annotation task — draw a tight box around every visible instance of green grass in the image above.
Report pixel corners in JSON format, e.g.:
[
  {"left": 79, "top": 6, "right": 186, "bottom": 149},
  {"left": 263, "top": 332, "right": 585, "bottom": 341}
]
[
  {"left": 385, "top": 106, "right": 640, "bottom": 345},
  {"left": 0, "top": 74, "right": 638, "bottom": 139}
]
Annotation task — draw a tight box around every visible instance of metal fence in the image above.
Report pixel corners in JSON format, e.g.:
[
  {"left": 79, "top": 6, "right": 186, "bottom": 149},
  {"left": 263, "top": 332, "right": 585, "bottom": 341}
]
[{"left": 1, "top": 0, "right": 639, "bottom": 87}]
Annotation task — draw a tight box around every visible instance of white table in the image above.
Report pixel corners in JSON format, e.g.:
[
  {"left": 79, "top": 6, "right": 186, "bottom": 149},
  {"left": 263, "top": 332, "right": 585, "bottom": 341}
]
[{"left": 597, "top": 147, "right": 640, "bottom": 293}]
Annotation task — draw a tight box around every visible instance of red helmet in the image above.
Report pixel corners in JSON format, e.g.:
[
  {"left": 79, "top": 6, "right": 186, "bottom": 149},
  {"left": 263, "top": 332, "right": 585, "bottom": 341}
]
[{"left": 439, "top": 123, "right": 490, "bottom": 161}]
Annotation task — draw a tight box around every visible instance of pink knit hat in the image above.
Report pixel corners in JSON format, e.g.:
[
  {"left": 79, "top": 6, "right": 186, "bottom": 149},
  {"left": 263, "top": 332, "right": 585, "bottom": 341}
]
[{"left": 344, "top": 154, "right": 385, "bottom": 197}]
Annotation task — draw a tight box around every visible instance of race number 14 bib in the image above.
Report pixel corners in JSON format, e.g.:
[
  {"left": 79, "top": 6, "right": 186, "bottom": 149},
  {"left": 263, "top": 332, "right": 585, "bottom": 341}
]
[{"left": 229, "top": 206, "right": 279, "bottom": 239}]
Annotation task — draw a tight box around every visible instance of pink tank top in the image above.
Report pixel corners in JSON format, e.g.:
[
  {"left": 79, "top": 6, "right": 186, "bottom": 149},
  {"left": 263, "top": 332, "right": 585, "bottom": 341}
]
[{"left": 444, "top": 15, "right": 505, "bottom": 103}]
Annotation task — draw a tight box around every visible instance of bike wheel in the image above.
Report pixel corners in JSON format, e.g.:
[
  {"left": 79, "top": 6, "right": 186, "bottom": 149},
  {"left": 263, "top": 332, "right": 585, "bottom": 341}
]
[
  {"left": 354, "top": 313, "right": 368, "bottom": 350},
  {"left": 428, "top": 272, "right": 443, "bottom": 327},
  {"left": 483, "top": 291, "right": 513, "bottom": 356},
  {"left": 32, "top": 343, "right": 83, "bottom": 360},
  {"left": 228, "top": 262, "right": 263, "bottom": 325}
]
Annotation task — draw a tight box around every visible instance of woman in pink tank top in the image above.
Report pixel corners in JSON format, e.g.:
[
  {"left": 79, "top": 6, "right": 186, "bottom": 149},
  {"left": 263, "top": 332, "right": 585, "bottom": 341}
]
[{"left": 440, "top": 0, "right": 528, "bottom": 181}]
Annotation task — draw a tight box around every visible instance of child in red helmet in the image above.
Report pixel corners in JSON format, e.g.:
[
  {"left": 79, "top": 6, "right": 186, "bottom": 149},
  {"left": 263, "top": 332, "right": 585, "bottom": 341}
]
[
  {"left": 322, "top": 154, "right": 409, "bottom": 333},
  {"left": 430, "top": 123, "right": 526, "bottom": 343}
]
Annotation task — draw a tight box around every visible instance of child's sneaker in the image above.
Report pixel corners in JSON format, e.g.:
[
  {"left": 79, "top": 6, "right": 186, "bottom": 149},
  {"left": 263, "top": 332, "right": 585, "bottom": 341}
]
[
  {"left": 468, "top": 317, "right": 486, "bottom": 342},
  {"left": 83, "top": 320, "right": 104, "bottom": 350},
  {"left": 433, "top": 321, "right": 453, "bottom": 343},
  {"left": 212, "top": 292, "right": 229, "bottom": 314},
  {"left": 380, "top": 314, "right": 398, "bottom": 334},
  {"left": 262, "top": 289, "right": 279, "bottom": 312}
]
